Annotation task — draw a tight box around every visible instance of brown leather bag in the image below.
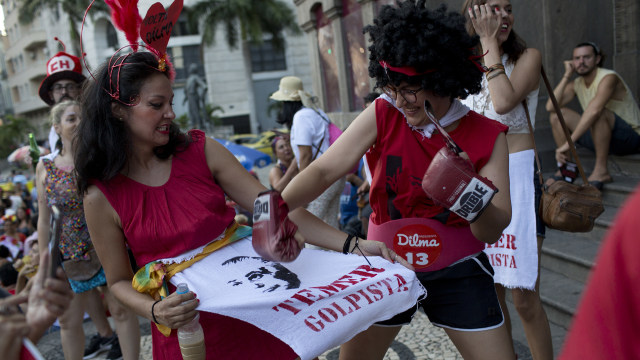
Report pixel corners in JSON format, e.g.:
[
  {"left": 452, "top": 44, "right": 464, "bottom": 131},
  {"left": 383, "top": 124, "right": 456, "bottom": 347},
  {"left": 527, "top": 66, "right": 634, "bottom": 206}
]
[
  {"left": 523, "top": 67, "right": 604, "bottom": 232},
  {"left": 62, "top": 248, "right": 102, "bottom": 281}
]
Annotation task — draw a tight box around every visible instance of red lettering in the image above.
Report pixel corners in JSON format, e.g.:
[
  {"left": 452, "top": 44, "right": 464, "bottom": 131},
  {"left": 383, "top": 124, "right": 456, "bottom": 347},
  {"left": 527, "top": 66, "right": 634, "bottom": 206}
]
[
  {"left": 394, "top": 274, "right": 408, "bottom": 292},
  {"left": 331, "top": 275, "right": 362, "bottom": 290},
  {"left": 366, "top": 284, "right": 383, "bottom": 301},
  {"left": 310, "top": 285, "right": 341, "bottom": 297},
  {"left": 331, "top": 302, "right": 349, "bottom": 316},
  {"left": 357, "top": 289, "right": 374, "bottom": 304},
  {"left": 291, "top": 289, "right": 323, "bottom": 305},
  {"left": 506, "top": 234, "right": 516, "bottom": 250},
  {"left": 343, "top": 293, "right": 362, "bottom": 311},
  {"left": 377, "top": 278, "right": 394, "bottom": 295},
  {"left": 272, "top": 299, "right": 302, "bottom": 315},
  {"left": 304, "top": 315, "right": 324, "bottom": 332},
  {"left": 318, "top": 308, "right": 339, "bottom": 323},
  {"left": 59, "top": 59, "right": 71, "bottom": 70},
  {"left": 509, "top": 255, "right": 517, "bottom": 268}
]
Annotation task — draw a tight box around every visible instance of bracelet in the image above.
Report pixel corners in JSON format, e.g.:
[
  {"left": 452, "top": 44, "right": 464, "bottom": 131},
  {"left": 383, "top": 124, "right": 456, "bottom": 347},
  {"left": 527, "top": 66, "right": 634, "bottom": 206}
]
[
  {"left": 486, "top": 63, "right": 505, "bottom": 74},
  {"left": 486, "top": 69, "right": 506, "bottom": 82},
  {"left": 151, "top": 299, "right": 162, "bottom": 324},
  {"left": 350, "top": 236, "right": 359, "bottom": 254},
  {"left": 343, "top": 233, "right": 356, "bottom": 254}
]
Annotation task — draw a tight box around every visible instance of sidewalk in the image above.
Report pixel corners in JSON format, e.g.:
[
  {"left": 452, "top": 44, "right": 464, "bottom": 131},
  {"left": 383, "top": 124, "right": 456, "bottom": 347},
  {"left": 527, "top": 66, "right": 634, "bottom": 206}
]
[{"left": 36, "top": 305, "right": 536, "bottom": 359}]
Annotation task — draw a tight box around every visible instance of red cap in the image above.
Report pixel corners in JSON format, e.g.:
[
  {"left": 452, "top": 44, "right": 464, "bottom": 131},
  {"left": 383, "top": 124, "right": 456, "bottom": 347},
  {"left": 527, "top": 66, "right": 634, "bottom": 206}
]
[{"left": 38, "top": 42, "right": 86, "bottom": 105}]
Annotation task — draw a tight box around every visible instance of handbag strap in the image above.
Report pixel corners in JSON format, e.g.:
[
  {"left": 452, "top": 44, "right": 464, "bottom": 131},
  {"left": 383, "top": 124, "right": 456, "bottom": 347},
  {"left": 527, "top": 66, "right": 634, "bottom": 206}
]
[
  {"left": 540, "top": 66, "right": 589, "bottom": 184},
  {"left": 522, "top": 99, "right": 545, "bottom": 186}
]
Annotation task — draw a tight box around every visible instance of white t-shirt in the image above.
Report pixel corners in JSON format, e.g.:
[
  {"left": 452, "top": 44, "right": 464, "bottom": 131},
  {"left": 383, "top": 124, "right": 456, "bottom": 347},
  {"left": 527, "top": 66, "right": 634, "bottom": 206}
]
[{"left": 290, "top": 107, "right": 330, "bottom": 166}]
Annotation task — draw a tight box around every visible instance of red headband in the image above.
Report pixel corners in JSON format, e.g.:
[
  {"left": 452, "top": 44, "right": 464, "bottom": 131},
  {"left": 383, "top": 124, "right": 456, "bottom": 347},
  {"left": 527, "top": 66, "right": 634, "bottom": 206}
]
[{"left": 379, "top": 61, "right": 436, "bottom": 76}]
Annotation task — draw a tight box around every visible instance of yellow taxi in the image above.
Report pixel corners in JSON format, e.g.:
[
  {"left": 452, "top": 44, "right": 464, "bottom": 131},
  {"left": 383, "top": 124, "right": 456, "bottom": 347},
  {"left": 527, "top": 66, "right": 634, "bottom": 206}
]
[{"left": 229, "top": 129, "right": 289, "bottom": 159}]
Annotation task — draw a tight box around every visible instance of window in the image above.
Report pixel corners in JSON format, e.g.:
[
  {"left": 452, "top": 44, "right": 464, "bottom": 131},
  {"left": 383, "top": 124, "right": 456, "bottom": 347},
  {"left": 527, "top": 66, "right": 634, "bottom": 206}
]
[
  {"left": 167, "top": 45, "right": 202, "bottom": 83},
  {"left": 172, "top": 14, "right": 198, "bottom": 36},
  {"left": 250, "top": 40, "right": 286, "bottom": 73},
  {"left": 106, "top": 24, "right": 118, "bottom": 48}
]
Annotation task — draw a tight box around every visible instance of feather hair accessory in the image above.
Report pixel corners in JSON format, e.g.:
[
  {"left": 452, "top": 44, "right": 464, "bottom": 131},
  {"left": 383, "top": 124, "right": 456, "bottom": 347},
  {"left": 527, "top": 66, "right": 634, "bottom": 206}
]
[{"left": 80, "top": 0, "right": 182, "bottom": 100}]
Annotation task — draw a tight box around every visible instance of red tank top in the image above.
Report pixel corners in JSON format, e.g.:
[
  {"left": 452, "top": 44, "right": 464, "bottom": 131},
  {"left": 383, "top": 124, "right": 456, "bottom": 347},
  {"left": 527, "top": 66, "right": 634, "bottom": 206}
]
[
  {"left": 367, "top": 99, "right": 508, "bottom": 227},
  {"left": 92, "top": 130, "right": 236, "bottom": 265}
]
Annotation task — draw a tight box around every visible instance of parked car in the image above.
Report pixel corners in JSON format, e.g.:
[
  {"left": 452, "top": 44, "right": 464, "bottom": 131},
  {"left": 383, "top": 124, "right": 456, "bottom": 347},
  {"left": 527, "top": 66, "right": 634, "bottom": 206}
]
[{"left": 229, "top": 129, "right": 289, "bottom": 158}]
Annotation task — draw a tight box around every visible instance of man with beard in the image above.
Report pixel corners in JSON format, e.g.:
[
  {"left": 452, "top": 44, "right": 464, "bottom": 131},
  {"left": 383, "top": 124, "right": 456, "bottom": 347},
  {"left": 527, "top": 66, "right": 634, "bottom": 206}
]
[
  {"left": 547, "top": 42, "right": 640, "bottom": 189},
  {"left": 38, "top": 41, "right": 86, "bottom": 153}
]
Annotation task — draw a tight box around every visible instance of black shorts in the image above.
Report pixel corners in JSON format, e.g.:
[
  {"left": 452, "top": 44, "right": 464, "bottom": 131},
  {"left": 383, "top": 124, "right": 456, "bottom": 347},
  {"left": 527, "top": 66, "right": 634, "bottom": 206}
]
[
  {"left": 577, "top": 114, "right": 640, "bottom": 155},
  {"left": 533, "top": 160, "right": 545, "bottom": 238},
  {"left": 376, "top": 252, "right": 504, "bottom": 331}
]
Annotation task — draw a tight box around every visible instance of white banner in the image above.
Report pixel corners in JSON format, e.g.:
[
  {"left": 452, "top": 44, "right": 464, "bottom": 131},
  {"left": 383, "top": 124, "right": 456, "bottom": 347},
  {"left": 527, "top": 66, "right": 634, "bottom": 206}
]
[{"left": 170, "top": 238, "right": 426, "bottom": 360}]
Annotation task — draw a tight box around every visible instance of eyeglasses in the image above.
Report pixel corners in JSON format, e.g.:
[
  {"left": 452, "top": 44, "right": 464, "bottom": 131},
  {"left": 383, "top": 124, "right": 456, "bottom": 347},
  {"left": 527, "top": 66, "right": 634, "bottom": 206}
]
[
  {"left": 51, "top": 83, "right": 80, "bottom": 93},
  {"left": 382, "top": 86, "right": 422, "bottom": 104}
]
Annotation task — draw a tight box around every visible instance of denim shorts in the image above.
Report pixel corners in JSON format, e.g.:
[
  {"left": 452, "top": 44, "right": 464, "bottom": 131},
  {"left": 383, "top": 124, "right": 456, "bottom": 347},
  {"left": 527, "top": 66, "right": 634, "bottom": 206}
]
[{"left": 577, "top": 113, "right": 640, "bottom": 155}]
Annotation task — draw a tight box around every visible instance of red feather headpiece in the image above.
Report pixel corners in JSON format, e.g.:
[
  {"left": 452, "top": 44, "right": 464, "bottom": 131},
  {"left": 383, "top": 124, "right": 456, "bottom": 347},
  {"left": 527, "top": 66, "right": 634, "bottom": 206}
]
[{"left": 104, "top": 0, "right": 142, "bottom": 51}]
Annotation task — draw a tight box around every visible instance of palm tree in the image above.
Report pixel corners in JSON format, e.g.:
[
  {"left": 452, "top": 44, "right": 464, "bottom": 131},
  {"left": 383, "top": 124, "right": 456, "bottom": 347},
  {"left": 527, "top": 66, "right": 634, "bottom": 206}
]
[
  {"left": 17, "top": 0, "right": 108, "bottom": 56},
  {"left": 186, "top": 0, "right": 301, "bottom": 133},
  {"left": 186, "top": 0, "right": 300, "bottom": 50}
]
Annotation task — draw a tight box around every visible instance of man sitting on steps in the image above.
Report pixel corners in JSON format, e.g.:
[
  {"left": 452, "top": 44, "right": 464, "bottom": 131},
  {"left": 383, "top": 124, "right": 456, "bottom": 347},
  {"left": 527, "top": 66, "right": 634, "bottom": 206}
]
[{"left": 547, "top": 42, "right": 640, "bottom": 189}]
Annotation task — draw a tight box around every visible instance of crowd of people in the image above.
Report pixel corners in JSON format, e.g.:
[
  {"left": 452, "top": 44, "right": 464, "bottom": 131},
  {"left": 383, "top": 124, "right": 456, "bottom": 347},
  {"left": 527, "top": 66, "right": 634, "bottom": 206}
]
[{"left": 2, "top": 0, "right": 640, "bottom": 359}]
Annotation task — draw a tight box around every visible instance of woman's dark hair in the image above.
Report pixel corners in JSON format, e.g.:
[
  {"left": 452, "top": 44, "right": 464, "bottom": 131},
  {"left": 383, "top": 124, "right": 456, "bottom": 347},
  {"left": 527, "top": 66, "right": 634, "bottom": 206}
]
[
  {"left": 461, "top": 0, "right": 527, "bottom": 63},
  {"left": 365, "top": 1, "right": 483, "bottom": 100},
  {"left": 276, "top": 101, "right": 304, "bottom": 129},
  {"left": 75, "top": 51, "right": 191, "bottom": 194}
]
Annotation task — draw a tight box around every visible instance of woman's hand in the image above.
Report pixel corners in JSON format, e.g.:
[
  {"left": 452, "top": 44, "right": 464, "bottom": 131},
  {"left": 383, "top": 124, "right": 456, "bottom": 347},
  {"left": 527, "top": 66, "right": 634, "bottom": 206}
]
[
  {"left": 468, "top": 4, "right": 501, "bottom": 41},
  {"left": 153, "top": 291, "right": 199, "bottom": 329},
  {"left": 0, "top": 310, "right": 29, "bottom": 359},
  {"left": 351, "top": 239, "right": 415, "bottom": 271}
]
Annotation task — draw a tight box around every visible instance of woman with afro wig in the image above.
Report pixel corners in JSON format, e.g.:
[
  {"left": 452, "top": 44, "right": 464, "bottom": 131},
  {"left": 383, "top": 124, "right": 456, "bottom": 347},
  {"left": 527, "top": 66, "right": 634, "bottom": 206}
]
[
  {"left": 461, "top": 1, "right": 553, "bottom": 359},
  {"left": 281, "top": 1, "right": 516, "bottom": 359}
]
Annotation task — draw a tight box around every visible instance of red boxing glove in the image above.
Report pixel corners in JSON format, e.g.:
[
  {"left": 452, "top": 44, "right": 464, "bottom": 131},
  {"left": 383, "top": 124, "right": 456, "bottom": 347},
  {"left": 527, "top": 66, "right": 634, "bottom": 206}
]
[
  {"left": 252, "top": 190, "right": 301, "bottom": 262},
  {"left": 422, "top": 146, "right": 498, "bottom": 222}
]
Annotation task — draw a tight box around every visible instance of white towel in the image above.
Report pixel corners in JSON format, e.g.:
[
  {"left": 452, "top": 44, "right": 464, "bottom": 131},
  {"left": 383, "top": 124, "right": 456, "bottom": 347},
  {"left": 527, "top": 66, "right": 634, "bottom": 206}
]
[
  {"left": 170, "top": 238, "right": 426, "bottom": 360},
  {"left": 483, "top": 150, "right": 538, "bottom": 289}
]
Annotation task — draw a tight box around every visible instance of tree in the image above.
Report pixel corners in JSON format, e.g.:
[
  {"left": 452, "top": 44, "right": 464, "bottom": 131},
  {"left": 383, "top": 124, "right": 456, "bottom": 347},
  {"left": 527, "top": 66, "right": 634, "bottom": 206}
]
[
  {"left": 186, "top": 0, "right": 301, "bottom": 50},
  {"left": 0, "top": 115, "right": 35, "bottom": 158}
]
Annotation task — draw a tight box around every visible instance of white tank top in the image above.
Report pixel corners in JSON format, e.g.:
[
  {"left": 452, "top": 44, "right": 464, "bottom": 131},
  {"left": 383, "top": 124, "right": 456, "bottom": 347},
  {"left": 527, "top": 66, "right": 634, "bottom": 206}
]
[{"left": 461, "top": 54, "right": 539, "bottom": 134}]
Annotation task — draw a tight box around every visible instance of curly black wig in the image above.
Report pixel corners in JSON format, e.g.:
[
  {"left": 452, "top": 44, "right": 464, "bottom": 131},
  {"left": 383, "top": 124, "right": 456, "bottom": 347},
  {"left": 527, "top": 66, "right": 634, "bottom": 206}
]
[
  {"left": 75, "top": 51, "right": 191, "bottom": 195},
  {"left": 364, "top": 1, "right": 483, "bottom": 100}
]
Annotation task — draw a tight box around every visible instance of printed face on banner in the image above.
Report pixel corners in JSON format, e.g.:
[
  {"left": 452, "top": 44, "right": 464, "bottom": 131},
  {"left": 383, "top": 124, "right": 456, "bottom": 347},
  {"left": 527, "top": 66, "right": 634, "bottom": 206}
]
[
  {"left": 223, "top": 256, "right": 301, "bottom": 293},
  {"left": 393, "top": 224, "right": 442, "bottom": 270}
]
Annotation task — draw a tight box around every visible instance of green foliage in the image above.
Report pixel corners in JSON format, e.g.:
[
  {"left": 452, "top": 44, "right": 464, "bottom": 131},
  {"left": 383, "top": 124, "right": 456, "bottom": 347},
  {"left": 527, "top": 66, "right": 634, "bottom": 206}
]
[
  {"left": 186, "top": 0, "right": 301, "bottom": 49},
  {"left": 0, "top": 115, "right": 35, "bottom": 158}
]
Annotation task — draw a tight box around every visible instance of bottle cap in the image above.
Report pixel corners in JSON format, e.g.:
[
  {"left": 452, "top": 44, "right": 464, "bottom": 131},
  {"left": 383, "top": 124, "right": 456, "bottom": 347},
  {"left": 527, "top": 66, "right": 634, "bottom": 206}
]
[{"left": 176, "top": 283, "right": 189, "bottom": 294}]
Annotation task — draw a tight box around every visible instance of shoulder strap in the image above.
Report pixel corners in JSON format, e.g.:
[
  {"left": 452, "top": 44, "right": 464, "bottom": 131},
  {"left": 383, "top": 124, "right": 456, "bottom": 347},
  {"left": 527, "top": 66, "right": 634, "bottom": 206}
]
[
  {"left": 522, "top": 99, "right": 545, "bottom": 186},
  {"left": 540, "top": 66, "right": 589, "bottom": 184}
]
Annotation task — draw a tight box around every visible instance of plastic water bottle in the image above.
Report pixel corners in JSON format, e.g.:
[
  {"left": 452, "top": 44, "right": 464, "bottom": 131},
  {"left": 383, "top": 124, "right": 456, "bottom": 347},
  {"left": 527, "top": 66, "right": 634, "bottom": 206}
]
[{"left": 176, "top": 283, "right": 205, "bottom": 360}]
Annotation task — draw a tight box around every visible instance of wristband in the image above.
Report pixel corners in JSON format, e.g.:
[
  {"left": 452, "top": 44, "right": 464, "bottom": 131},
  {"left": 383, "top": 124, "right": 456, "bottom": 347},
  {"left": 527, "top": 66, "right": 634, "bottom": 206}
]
[
  {"left": 151, "top": 299, "right": 161, "bottom": 324},
  {"left": 486, "top": 69, "right": 505, "bottom": 82},
  {"left": 342, "top": 233, "right": 356, "bottom": 254}
]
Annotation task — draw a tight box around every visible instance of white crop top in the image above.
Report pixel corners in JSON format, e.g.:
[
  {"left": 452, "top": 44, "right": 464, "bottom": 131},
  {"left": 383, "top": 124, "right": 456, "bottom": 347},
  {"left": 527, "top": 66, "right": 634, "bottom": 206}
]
[{"left": 461, "top": 54, "right": 539, "bottom": 134}]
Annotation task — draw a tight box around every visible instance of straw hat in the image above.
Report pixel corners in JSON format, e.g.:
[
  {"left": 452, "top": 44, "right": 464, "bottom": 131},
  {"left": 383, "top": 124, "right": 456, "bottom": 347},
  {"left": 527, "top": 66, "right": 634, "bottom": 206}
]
[{"left": 270, "top": 76, "right": 319, "bottom": 110}]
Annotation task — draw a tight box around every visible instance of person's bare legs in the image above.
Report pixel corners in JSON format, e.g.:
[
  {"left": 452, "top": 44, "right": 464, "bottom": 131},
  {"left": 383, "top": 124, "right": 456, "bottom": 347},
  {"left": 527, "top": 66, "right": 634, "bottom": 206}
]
[
  {"left": 339, "top": 325, "right": 402, "bottom": 360},
  {"left": 511, "top": 236, "right": 553, "bottom": 360},
  {"left": 445, "top": 323, "right": 515, "bottom": 360},
  {"left": 495, "top": 284, "right": 515, "bottom": 358},
  {"left": 59, "top": 291, "right": 86, "bottom": 360},
  {"left": 83, "top": 288, "right": 114, "bottom": 338},
  {"left": 587, "top": 109, "right": 615, "bottom": 182},
  {"left": 103, "top": 287, "right": 140, "bottom": 360},
  {"left": 549, "top": 108, "right": 581, "bottom": 149}
]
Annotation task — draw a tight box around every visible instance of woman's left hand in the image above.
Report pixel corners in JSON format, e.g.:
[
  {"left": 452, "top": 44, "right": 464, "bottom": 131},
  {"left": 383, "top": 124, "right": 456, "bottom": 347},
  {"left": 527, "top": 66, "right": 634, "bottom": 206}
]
[
  {"left": 468, "top": 4, "right": 501, "bottom": 40},
  {"left": 352, "top": 239, "right": 414, "bottom": 271}
]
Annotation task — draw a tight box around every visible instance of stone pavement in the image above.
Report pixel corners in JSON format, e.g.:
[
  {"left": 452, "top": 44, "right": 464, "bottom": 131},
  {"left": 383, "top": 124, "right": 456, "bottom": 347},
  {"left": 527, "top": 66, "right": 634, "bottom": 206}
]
[{"left": 36, "top": 307, "right": 536, "bottom": 360}]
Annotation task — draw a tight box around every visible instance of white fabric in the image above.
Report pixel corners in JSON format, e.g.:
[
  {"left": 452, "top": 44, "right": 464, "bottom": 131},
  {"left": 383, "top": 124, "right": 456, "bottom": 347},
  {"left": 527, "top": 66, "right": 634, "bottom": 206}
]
[
  {"left": 461, "top": 54, "right": 539, "bottom": 134},
  {"left": 48, "top": 126, "right": 59, "bottom": 153},
  {"left": 378, "top": 94, "right": 470, "bottom": 138},
  {"left": 170, "top": 238, "right": 426, "bottom": 360},
  {"left": 307, "top": 176, "right": 345, "bottom": 229},
  {"left": 483, "top": 150, "right": 538, "bottom": 289},
  {"left": 290, "top": 107, "right": 330, "bottom": 164}
]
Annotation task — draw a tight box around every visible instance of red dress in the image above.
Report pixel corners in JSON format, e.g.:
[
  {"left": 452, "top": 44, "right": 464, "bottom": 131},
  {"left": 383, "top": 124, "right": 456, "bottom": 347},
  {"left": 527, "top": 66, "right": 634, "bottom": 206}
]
[{"left": 93, "top": 130, "right": 297, "bottom": 359}]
